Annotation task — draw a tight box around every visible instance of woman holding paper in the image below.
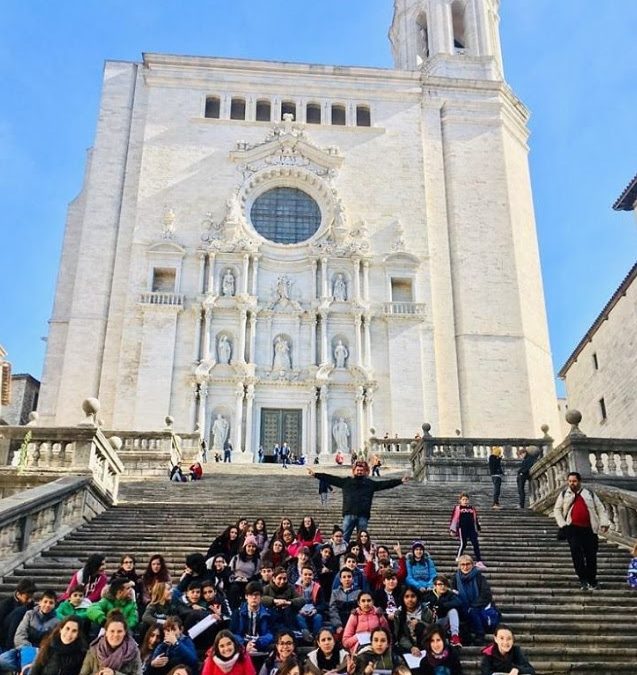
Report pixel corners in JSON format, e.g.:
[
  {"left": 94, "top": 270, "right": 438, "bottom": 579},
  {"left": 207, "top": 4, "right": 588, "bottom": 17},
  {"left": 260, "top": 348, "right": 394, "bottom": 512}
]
[{"left": 342, "top": 592, "right": 389, "bottom": 653}]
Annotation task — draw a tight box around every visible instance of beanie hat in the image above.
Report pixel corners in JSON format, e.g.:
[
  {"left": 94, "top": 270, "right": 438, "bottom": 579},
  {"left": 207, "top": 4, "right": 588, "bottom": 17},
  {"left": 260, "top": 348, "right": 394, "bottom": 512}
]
[
  {"left": 243, "top": 534, "right": 259, "bottom": 548},
  {"left": 412, "top": 540, "right": 425, "bottom": 551}
]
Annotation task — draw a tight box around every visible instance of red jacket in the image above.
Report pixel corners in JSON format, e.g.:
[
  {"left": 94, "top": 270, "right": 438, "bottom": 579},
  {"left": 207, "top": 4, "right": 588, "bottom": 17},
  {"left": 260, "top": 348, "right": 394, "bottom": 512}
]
[
  {"left": 363, "top": 558, "right": 407, "bottom": 590},
  {"left": 202, "top": 653, "right": 256, "bottom": 675}
]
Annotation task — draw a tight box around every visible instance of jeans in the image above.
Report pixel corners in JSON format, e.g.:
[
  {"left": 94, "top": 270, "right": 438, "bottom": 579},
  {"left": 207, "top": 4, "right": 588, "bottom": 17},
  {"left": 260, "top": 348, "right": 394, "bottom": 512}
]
[
  {"left": 517, "top": 473, "right": 528, "bottom": 507},
  {"left": 567, "top": 525, "right": 599, "bottom": 585},
  {"left": 437, "top": 608, "right": 460, "bottom": 636},
  {"left": 491, "top": 475, "right": 502, "bottom": 505},
  {"left": 342, "top": 514, "right": 369, "bottom": 543},
  {"left": 224, "top": 450, "right": 232, "bottom": 463},
  {"left": 0, "top": 647, "right": 38, "bottom": 673},
  {"left": 296, "top": 612, "right": 323, "bottom": 635}
]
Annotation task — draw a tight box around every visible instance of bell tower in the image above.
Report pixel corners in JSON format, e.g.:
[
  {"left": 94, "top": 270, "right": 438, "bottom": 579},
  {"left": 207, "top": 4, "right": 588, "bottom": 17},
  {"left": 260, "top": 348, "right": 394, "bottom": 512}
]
[{"left": 389, "top": 0, "right": 503, "bottom": 78}]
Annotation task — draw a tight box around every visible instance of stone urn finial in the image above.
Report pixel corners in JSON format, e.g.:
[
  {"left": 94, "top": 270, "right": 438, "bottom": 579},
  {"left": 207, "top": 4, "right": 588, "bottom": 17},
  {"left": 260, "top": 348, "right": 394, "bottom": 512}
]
[
  {"left": 369, "top": 427, "right": 377, "bottom": 437},
  {"left": 565, "top": 410, "right": 585, "bottom": 437},
  {"left": 422, "top": 423, "right": 432, "bottom": 438},
  {"left": 79, "top": 398, "right": 100, "bottom": 427},
  {"left": 109, "top": 436, "right": 123, "bottom": 451},
  {"left": 25, "top": 411, "right": 39, "bottom": 426},
  {"left": 165, "top": 415, "right": 175, "bottom": 431}
]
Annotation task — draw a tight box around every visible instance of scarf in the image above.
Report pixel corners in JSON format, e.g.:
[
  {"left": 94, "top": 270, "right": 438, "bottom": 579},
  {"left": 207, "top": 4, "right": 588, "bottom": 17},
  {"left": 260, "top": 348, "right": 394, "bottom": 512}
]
[
  {"left": 455, "top": 568, "right": 480, "bottom": 607},
  {"left": 213, "top": 652, "right": 241, "bottom": 673},
  {"left": 316, "top": 649, "right": 341, "bottom": 672},
  {"left": 92, "top": 634, "right": 138, "bottom": 670},
  {"left": 424, "top": 647, "right": 450, "bottom": 666}
]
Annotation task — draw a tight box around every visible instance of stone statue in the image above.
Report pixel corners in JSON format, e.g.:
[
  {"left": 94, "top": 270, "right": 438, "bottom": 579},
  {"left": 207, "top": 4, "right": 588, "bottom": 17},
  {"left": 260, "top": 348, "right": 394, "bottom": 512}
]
[
  {"left": 333, "top": 274, "right": 347, "bottom": 301},
  {"left": 212, "top": 414, "right": 229, "bottom": 451},
  {"left": 332, "top": 417, "right": 350, "bottom": 453},
  {"left": 222, "top": 269, "right": 235, "bottom": 296},
  {"left": 334, "top": 340, "right": 348, "bottom": 368},
  {"left": 218, "top": 335, "right": 232, "bottom": 364},
  {"left": 276, "top": 275, "right": 290, "bottom": 301},
  {"left": 273, "top": 336, "right": 291, "bottom": 371},
  {"left": 225, "top": 191, "right": 243, "bottom": 225}
]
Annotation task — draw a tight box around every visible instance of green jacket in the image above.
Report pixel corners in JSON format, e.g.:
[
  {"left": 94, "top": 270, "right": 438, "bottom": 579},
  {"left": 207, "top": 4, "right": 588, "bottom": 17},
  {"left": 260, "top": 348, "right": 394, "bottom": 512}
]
[
  {"left": 86, "top": 596, "right": 139, "bottom": 629},
  {"left": 55, "top": 599, "right": 89, "bottom": 620}
]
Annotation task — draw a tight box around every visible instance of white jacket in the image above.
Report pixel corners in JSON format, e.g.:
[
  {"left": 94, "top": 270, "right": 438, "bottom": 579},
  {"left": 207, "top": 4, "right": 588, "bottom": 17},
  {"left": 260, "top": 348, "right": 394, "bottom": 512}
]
[{"left": 553, "top": 486, "right": 611, "bottom": 534}]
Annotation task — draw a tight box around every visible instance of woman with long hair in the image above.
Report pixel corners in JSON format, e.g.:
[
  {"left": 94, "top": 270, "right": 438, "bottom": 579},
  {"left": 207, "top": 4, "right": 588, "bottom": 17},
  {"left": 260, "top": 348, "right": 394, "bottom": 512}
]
[
  {"left": 296, "top": 516, "right": 323, "bottom": 551},
  {"left": 304, "top": 628, "right": 349, "bottom": 675},
  {"left": 201, "top": 629, "right": 256, "bottom": 675},
  {"left": 142, "top": 555, "right": 172, "bottom": 605},
  {"left": 353, "top": 627, "right": 403, "bottom": 674},
  {"left": 79, "top": 612, "right": 142, "bottom": 675},
  {"left": 418, "top": 626, "right": 463, "bottom": 675},
  {"left": 391, "top": 586, "right": 433, "bottom": 656},
  {"left": 207, "top": 525, "right": 243, "bottom": 562},
  {"left": 355, "top": 531, "right": 373, "bottom": 560},
  {"left": 257, "top": 630, "right": 297, "bottom": 675},
  {"left": 140, "top": 624, "right": 164, "bottom": 672},
  {"left": 209, "top": 555, "right": 233, "bottom": 595},
  {"left": 261, "top": 539, "right": 289, "bottom": 571},
  {"left": 30, "top": 617, "right": 87, "bottom": 675},
  {"left": 228, "top": 536, "right": 262, "bottom": 608},
  {"left": 271, "top": 518, "right": 295, "bottom": 543},
  {"left": 342, "top": 592, "right": 389, "bottom": 653},
  {"left": 111, "top": 554, "right": 143, "bottom": 601},
  {"left": 61, "top": 554, "right": 108, "bottom": 603},
  {"left": 142, "top": 583, "right": 175, "bottom": 630},
  {"left": 253, "top": 519, "right": 269, "bottom": 551}
]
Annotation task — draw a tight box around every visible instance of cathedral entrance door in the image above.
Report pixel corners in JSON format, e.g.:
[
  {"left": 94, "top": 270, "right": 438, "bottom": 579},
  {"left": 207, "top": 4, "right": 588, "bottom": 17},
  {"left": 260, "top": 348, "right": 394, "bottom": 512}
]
[{"left": 260, "top": 408, "right": 302, "bottom": 463}]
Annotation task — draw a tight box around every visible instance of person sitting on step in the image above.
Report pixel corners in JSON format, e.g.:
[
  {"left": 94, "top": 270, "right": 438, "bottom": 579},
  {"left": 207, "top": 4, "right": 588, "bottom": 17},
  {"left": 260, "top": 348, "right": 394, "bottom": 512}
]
[
  {"left": 296, "top": 516, "right": 323, "bottom": 552},
  {"left": 230, "top": 582, "right": 274, "bottom": 655},
  {"left": 342, "top": 591, "right": 389, "bottom": 653},
  {"left": 0, "top": 578, "right": 37, "bottom": 652},
  {"left": 228, "top": 536, "right": 262, "bottom": 609},
  {"left": 142, "top": 554, "right": 172, "bottom": 606},
  {"left": 421, "top": 575, "right": 463, "bottom": 648},
  {"left": 331, "top": 554, "right": 367, "bottom": 593},
  {"left": 286, "top": 546, "right": 316, "bottom": 587},
  {"left": 257, "top": 629, "right": 297, "bottom": 675},
  {"left": 60, "top": 554, "right": 108, "bottom": 604},
  {"left": 261, "top": 568, "right": 305, "bottom": 634},
  {"left": 480, "top": 624, "right": 535, "bottom": 675},
  {"left": 451, "top": 555, "right": 493, "bottom": 646},
  {"left": 86, "top": 577, "right": 139, "bottom": 633},
  {"left": 294, "top": 566, "right": 326, "bottom": 642},
  {"left": 390, "top": 585, "right": 434, "bottom": 656},
  {"left": 418, "top": 625, "right": 464, "bottom": 675},
  {"left": 328, "top": 568, "right": 361, "bottom": 639},
  {"left": 201, "top": 629, "right": 256, "bottom": 675},
  {"left": 146, "top": 615, "right": 198, "bottom": 675},
  {"left": 405, "top": 540, "right": 438, "bottom": 593},
  {"left": 372, "top": 569, "right": 403, "bottom": 621}
]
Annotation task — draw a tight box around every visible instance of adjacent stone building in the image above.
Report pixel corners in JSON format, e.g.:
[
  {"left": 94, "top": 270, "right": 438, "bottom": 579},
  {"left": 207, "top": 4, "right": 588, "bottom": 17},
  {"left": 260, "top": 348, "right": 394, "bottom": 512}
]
[
  {"left": 3, "top": 374, "right": 40, "bottom": 426},
  {"left": 38, "top": 0, "right": 560, "bottom": 459},
  {"left": 0, "top": 345, "right": 9, "bottom": 424}
]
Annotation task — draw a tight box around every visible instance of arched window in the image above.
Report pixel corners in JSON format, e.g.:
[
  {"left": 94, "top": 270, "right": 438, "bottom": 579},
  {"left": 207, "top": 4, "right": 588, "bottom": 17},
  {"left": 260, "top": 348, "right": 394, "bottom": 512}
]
[
  {"left": 416, "top": 12, "right": 429, "bottom": 59},
  {"left": 306, "top": 102, "right": 321, "bottom": 125},
  {"left": 256, "top": 99, "right": 271, "bottom": 122},
  {"left": 451, "top": 1, "right": 467, "bottom": 51},
  {"left": 281, "top": 101, "right": 296, "bottom": 121},
  {"left": 356, "top": 105, "right": 371, "bottom": 127},
  {"left": 230, "top": 97, "right": 246, "bottom": 120},
  {"left": 331, "top": 104, "right": 346, "bottom": 126},
  {"left": 204, "top": 96, "right": 220, "bottom": 119}
]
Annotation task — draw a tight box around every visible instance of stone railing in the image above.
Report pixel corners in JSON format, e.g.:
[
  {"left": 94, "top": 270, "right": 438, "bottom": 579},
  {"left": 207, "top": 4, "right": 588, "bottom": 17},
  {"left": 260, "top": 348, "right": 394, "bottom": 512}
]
[
  {"left": 383, "top": 302, "right": 426, "bottom": 317},
  {"left": 0, "top": 475, "right": 111, "bottom": 578},
  {"left": 139, "top": 291, "right": 184, "bottom": 306},
  {"left": 409, "top": 423, "right": 553, "bottom": 483},
  {"left": 368, "top": 436, "right": 417, "bottom": 470},
  {"left": 528, "top": 410, "right": 637, "bottom": 548},
  {"left": 0, "top": 425, "right": 124, "bottom": 501}
]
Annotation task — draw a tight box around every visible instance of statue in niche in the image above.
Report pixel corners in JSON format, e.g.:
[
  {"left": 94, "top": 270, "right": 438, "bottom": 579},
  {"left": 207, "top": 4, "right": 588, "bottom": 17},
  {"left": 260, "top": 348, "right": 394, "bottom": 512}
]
[
  {"left": 332, "top": 417, "right": 350, "bottom": 453},
  {"left": 225, "top": 191, "right": 243, "bottom": 225},
  {"left": 222, "top": 269, "right": 235, "bottom": 296},
  {"left": 333, "top": 274, "right": 347, "bottom": 301},
  {"left": 211, "top": 414, "right": 229, "bottom": 451},
  {"left": 334, "top": 340, "right": 348, "bottom": 368},
  {"left": 273, "top": 336, "right": 291, "bottom": 371},
  {"left": 217, "top": 335, "right": 232, "bottom": 364},
  {"left": 276, "top": 275, "right": 290, "bottom": 301}
]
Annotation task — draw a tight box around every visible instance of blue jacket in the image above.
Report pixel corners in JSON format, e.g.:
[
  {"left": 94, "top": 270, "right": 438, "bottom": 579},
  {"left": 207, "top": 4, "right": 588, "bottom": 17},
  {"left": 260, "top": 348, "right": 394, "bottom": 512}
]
[
  {"left": 151, "top": 634, "right": 198, "bottom": 669},
  {"left": 230, "top": 602, "right": 274, "bottom": 652},
  {"left": 405, "top": 554, "right": 437, "bottom": 590}
]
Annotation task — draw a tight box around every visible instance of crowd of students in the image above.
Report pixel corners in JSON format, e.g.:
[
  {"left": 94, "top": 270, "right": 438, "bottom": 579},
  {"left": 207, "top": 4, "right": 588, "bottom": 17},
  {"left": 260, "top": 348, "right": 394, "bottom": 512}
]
[{"left": 0, "top": 498, "right": 547, "bottom": 675}]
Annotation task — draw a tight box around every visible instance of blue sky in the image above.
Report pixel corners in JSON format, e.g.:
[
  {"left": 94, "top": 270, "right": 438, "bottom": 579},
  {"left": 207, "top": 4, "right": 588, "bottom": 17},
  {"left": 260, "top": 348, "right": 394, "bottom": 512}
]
[{"left": 1, "top": 1, "right": 635, "bottom": 399}]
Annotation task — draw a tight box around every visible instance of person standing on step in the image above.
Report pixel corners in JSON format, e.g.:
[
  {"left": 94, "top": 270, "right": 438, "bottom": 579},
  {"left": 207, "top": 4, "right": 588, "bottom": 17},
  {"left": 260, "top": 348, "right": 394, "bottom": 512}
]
[
  {"left": 224, "top": 440, "right": 233, "bottom": 463},
  {"left": 553, "top": 471, "right": 610, "bottom": 591},
  {"left": 488, "top": 446, "right": 504, "bottom": 510},
  {"left": 449, "top": 493, "right": 486, "bottom": 569},
  {"left": 516, "top": 447, "right": 538, "bottom": 509},
  {"left": 280, "top": 442, "right": 291, "bottom": 469},
  {"left": 308, "top": 461, "right": 409, "bottom": 543}
]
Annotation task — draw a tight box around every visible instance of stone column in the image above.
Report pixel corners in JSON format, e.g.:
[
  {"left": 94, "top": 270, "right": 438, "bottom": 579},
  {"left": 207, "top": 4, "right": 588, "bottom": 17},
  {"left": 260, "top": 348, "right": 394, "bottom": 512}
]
[
  {"left": 321, "top": 257, "right": 329, "bottom": 299},
  {"left": 310, "top": 259, "right": 317, "bottom": 299},
  {"left": 354, "top": 313, "right": 363, "bottom": 367},
  {"left": 238, "top": 310, "right": 247, "bottom": 363},
  {"left": 365, "top": 389, "right": 375, "bottom": 435},
  {"left": 234, "top": 383, "right": 244, "bottom": 452},
  {"left": 197, "top": 384, "right": 208, "bottom": 439},
  {"left": 242, "top": 254, "right": 250, "bottom": 294},
  {"left": 356, "top": 387, "right": 365, "bottom": 451},
  {"left": 310, "top": 315, "right": 317, "bottom": 366},
  {"left": 320, "top": 312, "right": 328, "bottom": 365},
  {"left": 363, "top": 261, "right": 370, "bottom": 301},
  {"left": 189, "top": 383, "right": 198, "bottom": 433},
  {"left": 203, "top": 309, "right": 212, "bottom": 361},
  {"left": 320, "top": 385, "right": 329, "bottom": 456},
  {"left": 193, "top": 310, "right": 203, "bottom": 362},
  {"left": 249, "top": 313, "right": 257, "bottom": 364},
  {"left": 207, "top": 252, "right": 216, "bottom": 294},
  {"left": 198, "top": 254, "right": 206, "bottom": 294},
  {"left": 251, "top": 255, "right": 260, "bottom": 296},
  {"left": 363, "top": 314, "right": 372, "bottom": 369},
  {"left": 243, "top": 384, "right": 255, "bottom": 461},
  {"left": 353, "top": 258, "right": 361, "bottom": 302},
  {"left": 309, "top": 389, "right": 317, "bottom": 460}
]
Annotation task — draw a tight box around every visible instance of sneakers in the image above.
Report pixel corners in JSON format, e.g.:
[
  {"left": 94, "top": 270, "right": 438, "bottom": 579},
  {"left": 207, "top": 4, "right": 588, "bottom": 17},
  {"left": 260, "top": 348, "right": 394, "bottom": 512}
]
[
  {"left": 450, "top": 635, "right": 462, "bottom": 648},
  {"left": 475, "top": 561, "right": 488, "bottom": 570},
  {"left": 589, "top": 582, "right": 600, "bottom": 590},
  {"left": 302, "top": 629, "right": 313, "bottom": 643},
  {"left": 579, "top": 582, "right": 590, "bottom": 591},
  {"left": 492, "top": 504, "right": 502, "bottom": 510}
]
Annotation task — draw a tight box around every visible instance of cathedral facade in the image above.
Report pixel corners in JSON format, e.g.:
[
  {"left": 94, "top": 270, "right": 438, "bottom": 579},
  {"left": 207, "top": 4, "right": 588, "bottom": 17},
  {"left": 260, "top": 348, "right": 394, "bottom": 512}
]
[{"left": 38, "top": 0, "right": 560, "bottom": 460}]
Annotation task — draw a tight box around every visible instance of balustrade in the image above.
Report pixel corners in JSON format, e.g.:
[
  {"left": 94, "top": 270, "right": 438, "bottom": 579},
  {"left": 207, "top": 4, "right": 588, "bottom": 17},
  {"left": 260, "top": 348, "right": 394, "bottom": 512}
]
[
  {"left": 139, "top": 291, "right": 184, "bottom": 306},
  {"left": 383, "top": 302, "right": 426, "bottom": 317}
]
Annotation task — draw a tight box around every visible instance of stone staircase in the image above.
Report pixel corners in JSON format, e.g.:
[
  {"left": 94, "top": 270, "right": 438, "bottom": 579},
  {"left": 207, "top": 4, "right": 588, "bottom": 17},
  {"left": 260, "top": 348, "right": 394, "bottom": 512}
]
[{"left": 2, "top": 465, "right": 636, "bottom": 673}]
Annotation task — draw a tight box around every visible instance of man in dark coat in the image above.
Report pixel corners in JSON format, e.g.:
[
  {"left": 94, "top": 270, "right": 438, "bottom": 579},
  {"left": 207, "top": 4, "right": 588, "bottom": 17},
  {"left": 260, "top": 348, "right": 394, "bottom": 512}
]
[
  {"left": 0, "top": 579, "right": 36, "bottom": 651},
  {"left": 308, "top": 460, "right": 409, "bottom": 542}
]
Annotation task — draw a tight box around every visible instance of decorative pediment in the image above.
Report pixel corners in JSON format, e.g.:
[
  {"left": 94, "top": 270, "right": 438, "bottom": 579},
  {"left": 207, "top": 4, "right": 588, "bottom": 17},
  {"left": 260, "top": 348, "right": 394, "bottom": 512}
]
[
  {"left": 147, "top": 241, "right": 186, "bottom": 256},
  {"left": 383, "top": 251, "right": 421, "bottom": 266},
  {"left": 310, "top": 219, "right": 371, "bottom": 258},
  {"left": 230, "top": 117, "right": 343, "bottom": 180}
]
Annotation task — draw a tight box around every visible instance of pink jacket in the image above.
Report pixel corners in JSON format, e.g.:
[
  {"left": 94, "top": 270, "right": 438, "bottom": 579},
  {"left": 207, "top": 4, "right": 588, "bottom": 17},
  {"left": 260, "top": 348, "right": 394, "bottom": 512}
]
[{"left": 342, "top": 607, "right": 389, "bottom": 652}]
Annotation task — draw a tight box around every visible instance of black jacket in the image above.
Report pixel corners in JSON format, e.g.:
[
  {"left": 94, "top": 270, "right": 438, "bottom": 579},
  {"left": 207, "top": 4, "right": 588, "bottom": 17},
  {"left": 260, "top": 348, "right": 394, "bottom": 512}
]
[
  {"left": 0, "top": 595, "right": 32, "bottom": 650},
  {"left": 480, "top": 643, "right": 535, "bottom": 674},
  {"left": 30, "top": 636, "right": 86, "bottom": 675},
  {"left": 313, "top": 474, "right": 403, "bottom": 518},
  {"left": 422, "top": 588, "right": 463, "bottom": 619}
]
